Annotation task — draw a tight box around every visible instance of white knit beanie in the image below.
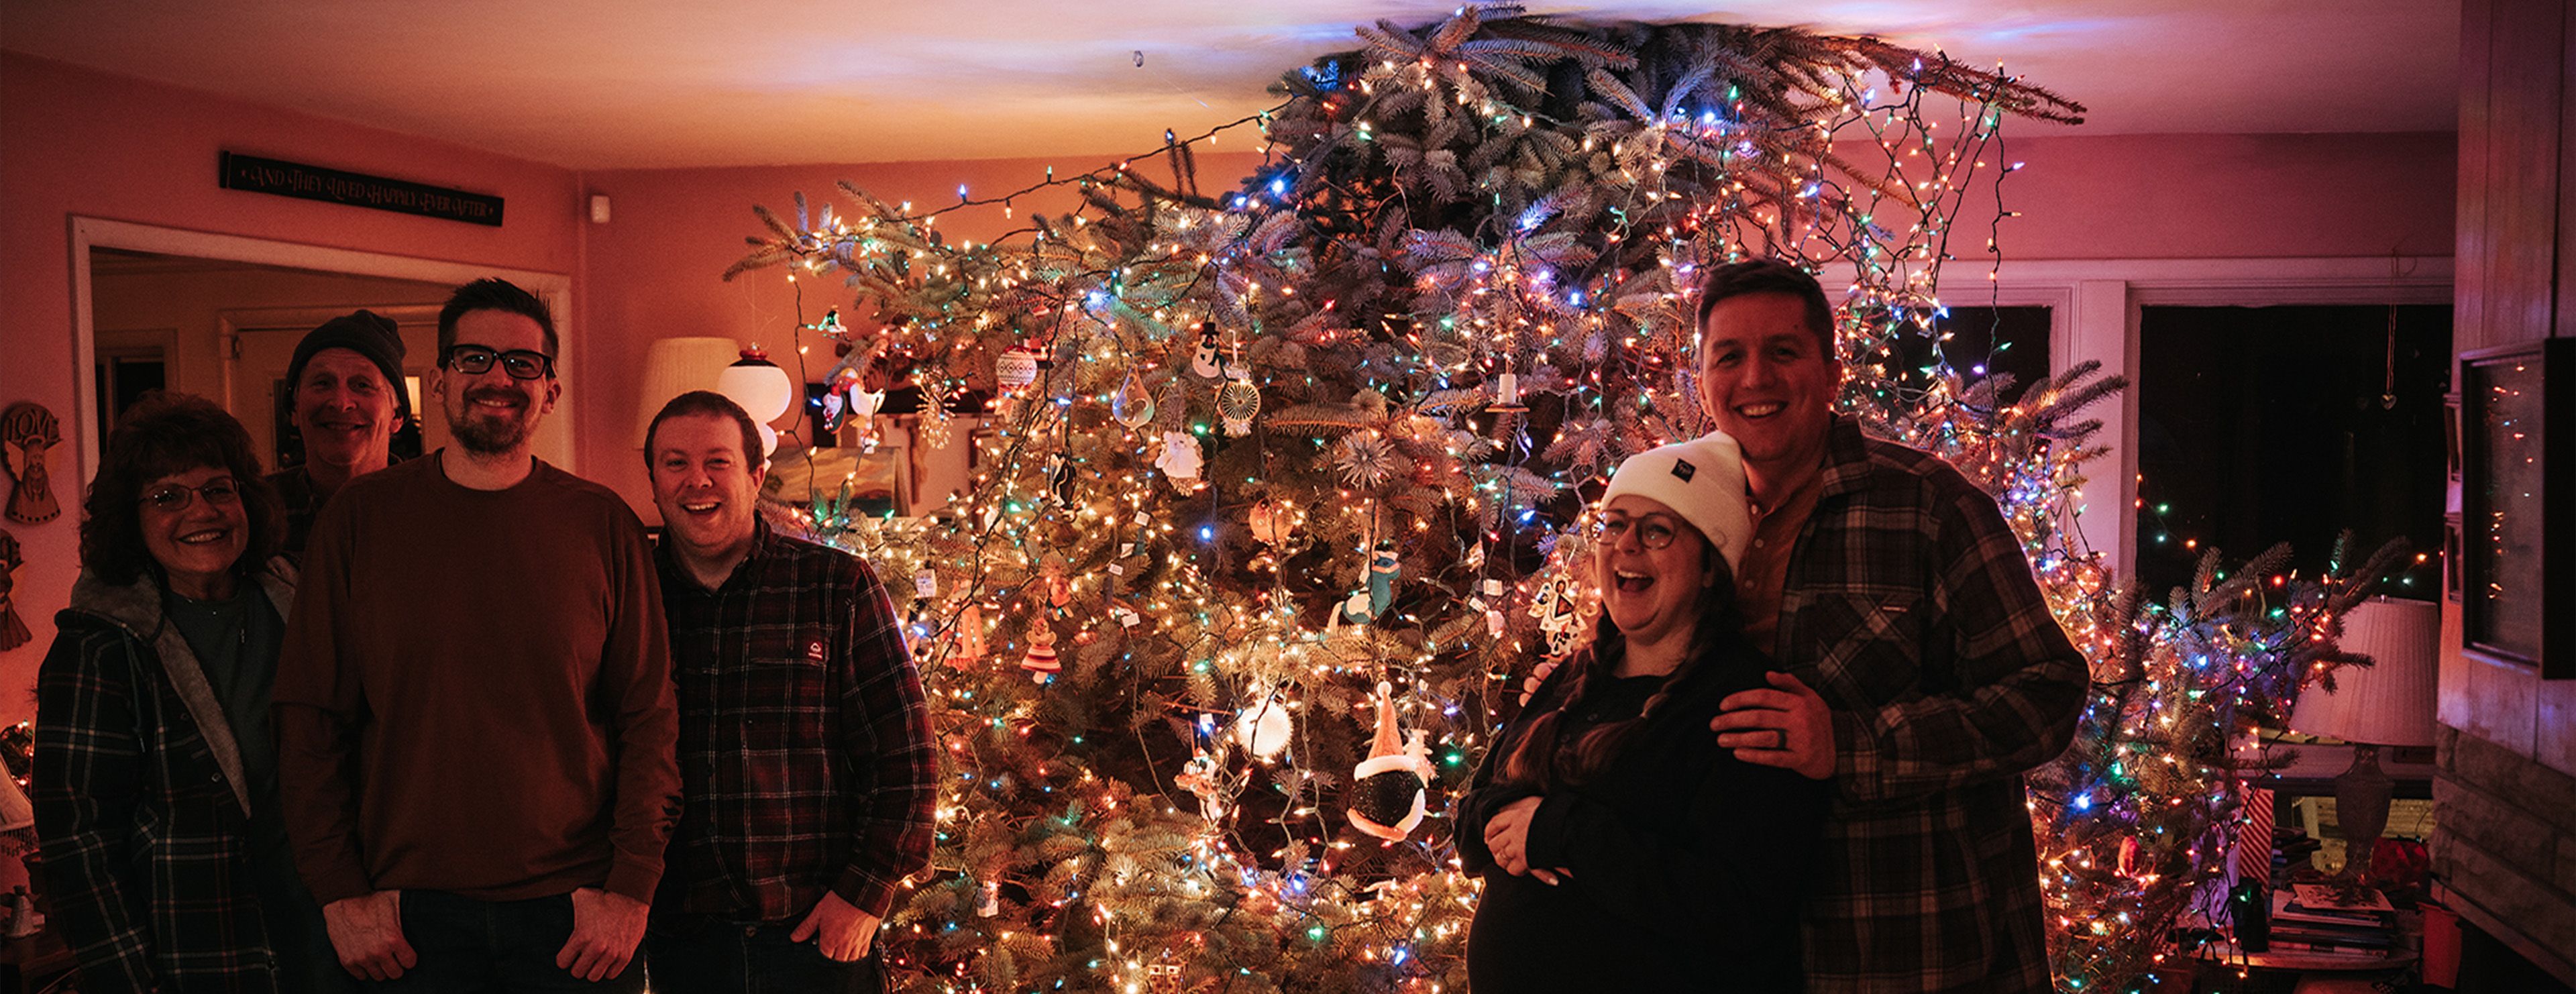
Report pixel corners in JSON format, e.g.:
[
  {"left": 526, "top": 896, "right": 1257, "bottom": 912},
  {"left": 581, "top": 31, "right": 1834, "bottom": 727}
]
[{"left": 1598, "top": 431, "right": 1752, "bottom": 571}]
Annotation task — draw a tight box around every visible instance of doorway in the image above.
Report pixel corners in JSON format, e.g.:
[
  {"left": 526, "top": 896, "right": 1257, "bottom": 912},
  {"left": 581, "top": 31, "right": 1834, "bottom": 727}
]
[{"left": 67, "top": 217, "right": 573, "bottom": 484}]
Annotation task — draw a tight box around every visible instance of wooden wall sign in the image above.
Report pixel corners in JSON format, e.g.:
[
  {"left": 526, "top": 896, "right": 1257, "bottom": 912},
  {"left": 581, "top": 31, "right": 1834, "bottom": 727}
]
[{"left": 220, "top": 152, "right": 504, "bottom": 226}]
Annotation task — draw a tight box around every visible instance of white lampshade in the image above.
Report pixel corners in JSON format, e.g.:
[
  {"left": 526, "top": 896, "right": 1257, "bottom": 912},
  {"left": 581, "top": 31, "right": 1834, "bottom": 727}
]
[
  {"left": 716, "top": 346, "right": 797, "bottom": 423},
  {"left": 634, "top": 337, "right": 741, "bottom": 447},
  {"left": 2290, "top": 596, "right": 2441, "bottom": 747}
]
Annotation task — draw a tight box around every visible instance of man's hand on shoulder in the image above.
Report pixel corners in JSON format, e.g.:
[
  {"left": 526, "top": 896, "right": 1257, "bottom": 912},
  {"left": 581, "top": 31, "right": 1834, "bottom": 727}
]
[
  {"left": 557, "top": 887, "right": 649, "bottom": 981},
  {"left": 1714, "top": 671, "right": 1837, "bottom": 780},
  {"left": 322, "top": 890, "right": 416, "bottom": 981},
  {"left": 791, "top": 890, "right": 883, "bottom": 962}
]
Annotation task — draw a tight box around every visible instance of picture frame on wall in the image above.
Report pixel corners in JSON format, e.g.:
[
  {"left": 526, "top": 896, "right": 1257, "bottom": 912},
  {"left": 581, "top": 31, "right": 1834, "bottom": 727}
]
[{"left": 2457, "top": 339, "right": 2573, "bottom": 678}]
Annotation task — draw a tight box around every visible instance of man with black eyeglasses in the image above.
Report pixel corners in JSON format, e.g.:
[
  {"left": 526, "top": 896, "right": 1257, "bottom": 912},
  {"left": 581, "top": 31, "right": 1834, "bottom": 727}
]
[{"left": 274, "top": 278, "right": 681, "bottom": 991}]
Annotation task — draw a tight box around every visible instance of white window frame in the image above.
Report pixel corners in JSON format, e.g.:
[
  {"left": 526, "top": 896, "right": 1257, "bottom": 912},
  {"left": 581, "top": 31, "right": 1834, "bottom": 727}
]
[{"left": 1827, "top": 256, "right": 2453, "bottom": 577}]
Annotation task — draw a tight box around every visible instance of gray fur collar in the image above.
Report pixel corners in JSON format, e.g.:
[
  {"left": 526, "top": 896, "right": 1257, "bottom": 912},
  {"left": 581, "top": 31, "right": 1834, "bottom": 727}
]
[{"left": 63, "top": 559, "right": 297, "bottom": 818}]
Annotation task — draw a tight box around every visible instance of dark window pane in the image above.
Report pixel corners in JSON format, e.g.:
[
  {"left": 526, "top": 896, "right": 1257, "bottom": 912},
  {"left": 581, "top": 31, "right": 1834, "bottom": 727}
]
[
  {"left": 2134, "top": 305, "right": 2451, "bottom": 595},
  {"left": 1929, "top": 305, "right": 2053, "bottom": 393}
]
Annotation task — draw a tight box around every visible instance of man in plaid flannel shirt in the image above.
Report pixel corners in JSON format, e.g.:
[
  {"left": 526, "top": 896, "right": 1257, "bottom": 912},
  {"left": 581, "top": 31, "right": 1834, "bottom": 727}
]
[
  {"left": 1694, "top": 260, "right": 2086, "bottom": 991},
  {"left": 640, "top": 392, "right": 937, "bottom": 991}
]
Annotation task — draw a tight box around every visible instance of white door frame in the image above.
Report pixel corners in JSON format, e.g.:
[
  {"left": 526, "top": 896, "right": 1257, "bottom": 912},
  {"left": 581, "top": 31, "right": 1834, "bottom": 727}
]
[{"left": 68, "top": 216, "right": 576, "bottom": 484}]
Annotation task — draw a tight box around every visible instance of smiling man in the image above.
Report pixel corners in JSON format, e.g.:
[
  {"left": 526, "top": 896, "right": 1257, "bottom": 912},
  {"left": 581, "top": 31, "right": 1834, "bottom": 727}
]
[
  {"left": 639, "top": 391, "right": 934, "bottom": 991},
  {"left": 274, "top": 278, "right": 680, "bottom": 991},
  {"left": 1690, "top": 259, "right": 2086, "bottom": 993},
  {"left": 266, "top": 311, "right": 409, "bottom": 555}
]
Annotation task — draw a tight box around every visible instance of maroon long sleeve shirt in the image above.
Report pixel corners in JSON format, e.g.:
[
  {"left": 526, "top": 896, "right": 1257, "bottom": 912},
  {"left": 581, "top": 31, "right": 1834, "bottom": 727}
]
[{"left": 274, "top": 453, "right": 681, "bottom": 905}]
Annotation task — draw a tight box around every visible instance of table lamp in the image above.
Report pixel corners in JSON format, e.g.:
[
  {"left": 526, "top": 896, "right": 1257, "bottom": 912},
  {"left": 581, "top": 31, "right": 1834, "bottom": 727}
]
[
  {"left": 2288, "top": 596, "right": 2440, "bottom": 870},
  {"left": 634, "top": 337, "right": 743, "bottom": 447}
]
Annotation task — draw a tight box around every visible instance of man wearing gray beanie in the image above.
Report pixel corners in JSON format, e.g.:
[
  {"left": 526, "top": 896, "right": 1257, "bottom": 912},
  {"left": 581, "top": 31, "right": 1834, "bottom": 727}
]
[{"left": 266, "top": 310, "right": 409, "bottom": 554}]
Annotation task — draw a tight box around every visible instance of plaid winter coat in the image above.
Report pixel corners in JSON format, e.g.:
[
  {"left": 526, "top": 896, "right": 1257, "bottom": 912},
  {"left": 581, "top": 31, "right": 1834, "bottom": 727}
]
[{"left": 34, "top": 561, "right": 297, "bottom": 994}]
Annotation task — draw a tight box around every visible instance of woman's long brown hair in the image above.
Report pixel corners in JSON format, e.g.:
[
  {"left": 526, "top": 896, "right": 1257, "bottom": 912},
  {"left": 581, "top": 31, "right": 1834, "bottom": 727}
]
[{"left": 1498, "top": 542, "right": 1743, "bottom": 791}]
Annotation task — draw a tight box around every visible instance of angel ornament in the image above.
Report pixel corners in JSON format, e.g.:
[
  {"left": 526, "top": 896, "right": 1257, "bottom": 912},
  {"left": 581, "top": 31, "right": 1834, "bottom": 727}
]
[
  {"left": 3, "top": 404, "right": 62, "bottom": 525},
  {"left": 1347, "top": 681, "right": 1435, "bottom": 840}
]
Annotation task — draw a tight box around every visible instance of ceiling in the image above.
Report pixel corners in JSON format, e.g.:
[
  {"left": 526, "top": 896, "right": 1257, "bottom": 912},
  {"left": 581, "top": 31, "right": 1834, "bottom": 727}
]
[{"left": 2, "top": 1, "right": 2459, "bottom": 170}]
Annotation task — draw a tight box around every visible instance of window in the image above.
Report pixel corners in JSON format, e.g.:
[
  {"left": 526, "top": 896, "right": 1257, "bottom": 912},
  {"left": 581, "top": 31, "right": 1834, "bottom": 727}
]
[{"left": 2134, "top": 305, "right": 2451, "bottom": 594}]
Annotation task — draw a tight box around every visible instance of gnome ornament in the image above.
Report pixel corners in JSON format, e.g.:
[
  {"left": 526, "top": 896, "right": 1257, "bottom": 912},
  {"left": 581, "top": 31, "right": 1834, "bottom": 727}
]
[
  {"left": 1347, "top": 681, "right": 1435, "bottom": 840},
  {"left": 2, "top": 404, "right": 63, "bottom": 525},
  {"left": 1019, "top": 624, "right": 1061, "bottom": 683}
]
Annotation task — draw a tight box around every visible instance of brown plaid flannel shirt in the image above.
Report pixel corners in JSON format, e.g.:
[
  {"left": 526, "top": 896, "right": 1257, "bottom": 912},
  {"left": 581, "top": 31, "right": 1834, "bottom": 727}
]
[
  {"left": 653, "top": 519, "right": 936, "bottom": 922},
  {"left": 1771, "top": 417, "right": 2086, "bottom": 993}
]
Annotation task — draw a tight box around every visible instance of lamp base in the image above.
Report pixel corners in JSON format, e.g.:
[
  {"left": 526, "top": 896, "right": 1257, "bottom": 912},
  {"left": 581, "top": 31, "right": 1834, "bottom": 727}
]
[{"left": 2334, "top": 743, "right": 2393, "bottom": 874}]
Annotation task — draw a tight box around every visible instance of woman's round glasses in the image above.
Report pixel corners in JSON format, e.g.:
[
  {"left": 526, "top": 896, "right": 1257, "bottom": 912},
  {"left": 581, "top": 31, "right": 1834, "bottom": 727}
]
[
  {"left": 1591, "top": 514, "right": 1679, "bottom": 549},
  {"left": 139, "top": 478, "right": 241, "bottom": 513}
]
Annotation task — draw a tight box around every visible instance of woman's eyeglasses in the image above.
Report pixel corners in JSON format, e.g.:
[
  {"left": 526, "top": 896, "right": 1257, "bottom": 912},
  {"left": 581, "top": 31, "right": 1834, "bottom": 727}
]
[
  {"left": 1591, "top": 514, "right": 1680, "bottom": 549},
  {"left": 444, "top": 345, "right": 555, "bottom": 380},
  {"left": 139, "top": 478, "right": 241, "bottom": 513}
]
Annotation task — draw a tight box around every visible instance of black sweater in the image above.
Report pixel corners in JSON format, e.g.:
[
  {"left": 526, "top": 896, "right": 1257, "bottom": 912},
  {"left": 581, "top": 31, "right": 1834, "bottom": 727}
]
[{"left": 1456, "top": 637, "right": 1829, "bottom": 993}]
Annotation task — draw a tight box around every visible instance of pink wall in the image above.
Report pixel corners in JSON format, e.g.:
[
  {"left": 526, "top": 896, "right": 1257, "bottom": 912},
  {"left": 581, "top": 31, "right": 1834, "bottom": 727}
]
[
  {"left": 1965, "top": 131, "right": 2457, "bottom": 260},
  {"left": 0, "top": 54, "right": 581, "bottom": 726}
]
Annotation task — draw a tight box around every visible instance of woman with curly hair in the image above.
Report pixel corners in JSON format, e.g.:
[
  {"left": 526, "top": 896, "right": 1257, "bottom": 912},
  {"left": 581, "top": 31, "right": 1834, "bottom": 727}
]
[
  {"left": 34, "top": 392, "right": 349, "bottom": 993},
  {"left": 1458, "top": 431, "right": 1830, "bottom": 992}
]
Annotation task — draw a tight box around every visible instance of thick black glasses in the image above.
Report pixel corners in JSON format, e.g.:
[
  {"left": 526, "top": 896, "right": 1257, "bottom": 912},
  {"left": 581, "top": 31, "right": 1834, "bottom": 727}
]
[
  {"left": 140, "top": 478, "right": 241, "bottom": 513},
  {"left": 1591, "top": 514, "right": 1680, "bottom": 549},
  {"left": 445, "top": 345, "right": 555, "bottom": 380}
]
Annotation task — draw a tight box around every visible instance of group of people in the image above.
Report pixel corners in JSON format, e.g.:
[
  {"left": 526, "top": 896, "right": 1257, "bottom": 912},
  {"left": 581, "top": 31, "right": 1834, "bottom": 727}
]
[
  {"left": 28, "top": 260, "right": 2084, "bottom": 994},
  {"left": 1456, "top": 260, "right": 2088, "bottom": 992},
  {"left": 33, "top": 278, "right": 934, "bottom": 993}
]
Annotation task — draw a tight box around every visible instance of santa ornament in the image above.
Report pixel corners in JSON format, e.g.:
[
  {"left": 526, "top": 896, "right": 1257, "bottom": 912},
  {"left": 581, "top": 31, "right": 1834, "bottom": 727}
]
[
  {"left": 1347, "top": 681, "right": 1434, "bottom": 840},
  {"left": 1153, "top": 432, "right": 1203, "bottom": 488}
]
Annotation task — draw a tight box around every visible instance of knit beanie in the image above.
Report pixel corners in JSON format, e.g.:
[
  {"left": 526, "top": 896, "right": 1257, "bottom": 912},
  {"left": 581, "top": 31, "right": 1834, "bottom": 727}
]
[
  {"left": 1598, "top": 431, "right": 1752, "bottom": 571},
  {"left": 285, "top": 310, "right": 409, "bottom": 417}
]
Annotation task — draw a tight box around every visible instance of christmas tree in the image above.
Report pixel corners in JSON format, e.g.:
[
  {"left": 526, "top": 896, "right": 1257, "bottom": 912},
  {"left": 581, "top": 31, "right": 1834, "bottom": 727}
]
[{"left": 728, "top": 7, "right": 2410, "bottom": 991}]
